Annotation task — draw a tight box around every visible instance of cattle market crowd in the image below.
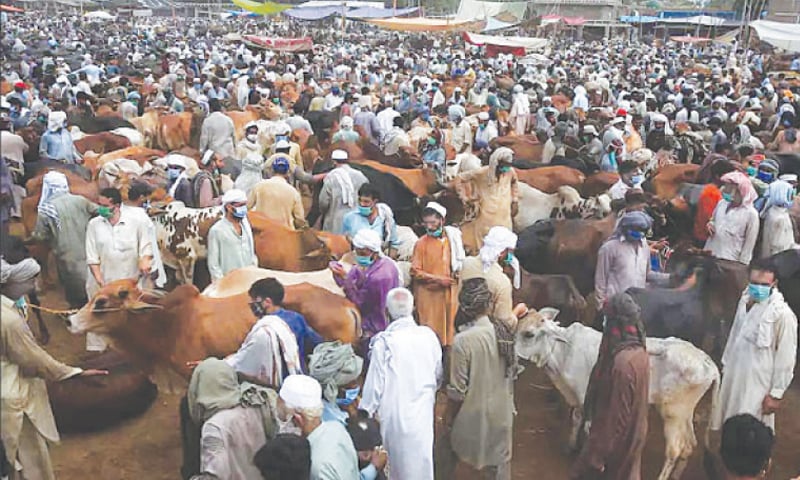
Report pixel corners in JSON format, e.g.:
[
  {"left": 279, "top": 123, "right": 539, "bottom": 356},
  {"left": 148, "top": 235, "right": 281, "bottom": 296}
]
[{"left": 1, "top": 12, "right": 800, "bottom": 480}]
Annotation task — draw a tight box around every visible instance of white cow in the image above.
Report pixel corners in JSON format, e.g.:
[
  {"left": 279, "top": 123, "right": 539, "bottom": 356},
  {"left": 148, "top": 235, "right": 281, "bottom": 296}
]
[
  {"left": 515, "top": 310, "right": 720, "bottom": 480},
  {"left": 444, "top": 152, "right": 482, "bottom": 182},
  {"left": 513, "top": 184, "right": 611, "bottom": 232}
]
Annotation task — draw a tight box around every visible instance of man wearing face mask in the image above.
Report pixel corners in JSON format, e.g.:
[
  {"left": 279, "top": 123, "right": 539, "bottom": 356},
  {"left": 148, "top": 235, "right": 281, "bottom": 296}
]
[
  {"left": 608, "top": 160, "right": 644, "bottom": 201},
  {"left": 165, "top": 156, "right": 194, "bottom": 206},
  {"left": 324, "top": 84, "right": 344, "bottom": 112},
  {"left": 474, "top": 111, "right": 498, "bottom": 147},
  {"left": 760, "top": 180, "right": 799, "bottom": 258},
  {"left": 705, "top": 171, "right": 760, "bottom": 265},
  {"left": 307, "top": 342, "right": 363, "bottom": 425},
  {"left": 711, "top": 260, "right": 797, "bottom": 434},
  {"left": 410, "top": 202, "right": 465, "bottom": 347},
  {"left": 342, "top": 184, "right": 399, "bottom": 255},
  {"left": 595, "top": 211, "right": 670, "bottom": 308},
  {"left": 330, "top": 229, "right": 400, "bottom": 353},
  {"left": 206, "top": 189, "right": 257, "bottom": 283},
  {"left": 277, "top": 375, "right": 359, "bottom": 480},
  {"left": 248, "top": 156, "right": 307, "bottom": 231},
  {"left": 85, "top": 187, "right": 152, "bottom": 351}
]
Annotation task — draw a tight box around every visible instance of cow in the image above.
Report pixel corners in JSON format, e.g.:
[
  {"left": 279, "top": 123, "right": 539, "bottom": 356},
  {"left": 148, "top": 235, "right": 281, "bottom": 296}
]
[
  {"left": 513, "top": 183, "right": 611, "bottom": 232},
  {"left": 65, "top": 279, "right": 361, "bottom": 379},
  {"left": 513, "top": 271, "right": 593, "bottom": 326},
  {"left": 647, "top": 164, "right": 700, "bottom": 200},
  {"left": 347, "top": 162, "right": 430, "bottom": 227},
  {"left": 67, "top": 113, "right": 134, "bottom": 133},
  {"left": 514, "top": 166, "right": 586, "bottom": 194},
  {"left": 82, "top": 146, "right": 166, "bottom": 175},
  {"left": 515, "top": 310, "right": 721, "bottom": 480},
  {"left": 580, "top": 171, "right": 619, "bottom": 197},
  {"left": 350, "top": 160, "right": 438, "bottom": 197},
  {"left": 157, "top": 111, "right": 204, "bottom": 151},
  {"left": 73, "top": 132, "right": 132, "bottom": 155},
  {"left": 490, "top": 135, "right": 544, "bottom": 163},
  {"left": 151, "top": 203, "right": 333, "bottom": 285},
  {"left": 202, "top": 266, "right": 344, "bottom": 297},
  {"left": 48, "top": 350, "right": 157, "bottom": 433}
]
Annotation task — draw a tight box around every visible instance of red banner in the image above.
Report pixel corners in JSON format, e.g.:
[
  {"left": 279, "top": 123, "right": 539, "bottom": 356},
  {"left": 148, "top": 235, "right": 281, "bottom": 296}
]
[{"left": 242, "top": 35, "right": 313, "bottom": 52}]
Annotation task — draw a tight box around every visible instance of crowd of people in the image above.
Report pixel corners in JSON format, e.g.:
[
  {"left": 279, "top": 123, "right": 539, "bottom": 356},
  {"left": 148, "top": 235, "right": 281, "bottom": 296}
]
[{"left": 1, "top": 11, "right": 800, "bottom": 480}]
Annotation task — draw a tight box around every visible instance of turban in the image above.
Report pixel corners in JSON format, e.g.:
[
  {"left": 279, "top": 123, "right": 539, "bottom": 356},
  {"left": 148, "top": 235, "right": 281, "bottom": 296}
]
[
  {"left": 307, "top": 341, "right": 363, "bottom": 404},
  {"left": 38, "top": 171, "right": 69, "bottom": 229},
  {"left": 187, "top": 358, "right": 241, "bottom": 424},
  {"left": 47, "top": 111, "right": 66, "bottom": 132},
  {"left": 331, "top": 149, "right": 348, "bottom": 162},
  {"left": 762, "top": 180, "right": 795, "bottom": 216},
  {"left": 480, "top": 226, "right": 520, "bottom": 288},
  {"left": 166, "top": 155, "right": 190, "bottom": 170},
  {"left": 425, "top": 201, "right": 446, "bottom": 218},
  {"left": 721, "top": 171, "right": 758, "bottom": 206},
  {"left": 457, "top": 277, "right": 492, "bottom": 320},
  {"left": 340, "top": 116, "right": 353, "bottom": 129},
  {"left": 352, "top": 229, "right": 382, "bottom": 253},
  {"left": 614, "top": 211, "right": 653, "bottom": 239},
  {"left": 489, "top": 147, "right": 514, "bottom": 165},
  {"left": 279, "top": 375, "right": 323, "bottom": 410},
  {"left": 477, "top": 111, "right": 489, "bottom": 121},
  {"left": 221, "top": 189, "right": 247, "bottom": 204}
]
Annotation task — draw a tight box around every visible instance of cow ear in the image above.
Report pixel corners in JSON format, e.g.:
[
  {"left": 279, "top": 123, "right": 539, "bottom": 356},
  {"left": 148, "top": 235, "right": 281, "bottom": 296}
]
[{"left": 538, "top": 307, "right": 560, "bottom": 323}]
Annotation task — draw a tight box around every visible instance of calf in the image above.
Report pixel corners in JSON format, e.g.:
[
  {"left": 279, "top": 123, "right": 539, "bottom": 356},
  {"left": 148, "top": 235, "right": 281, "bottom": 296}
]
[
  {"left": 516, "top": 311, "right": 720, "bottom": 480},
  {"left": 513, "top": 183, "right": 611, "bottom": 232}
]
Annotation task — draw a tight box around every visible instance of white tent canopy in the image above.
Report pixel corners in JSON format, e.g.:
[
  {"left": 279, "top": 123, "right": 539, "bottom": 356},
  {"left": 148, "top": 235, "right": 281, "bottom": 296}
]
[
  {"left": 455, "top": 0, "right": 527, "bottom": 21},
  {"left": 463, "top": 32, "right": 548, "bottom": 51},
  {"left": 660, "top": 15, "right": 725, "bottom": 26},
  {"left": 750, "top": 20, "right": 800, "bottom": 53},
  {"left": 84, "top": 10, "right": 116, "bottom": 20}
]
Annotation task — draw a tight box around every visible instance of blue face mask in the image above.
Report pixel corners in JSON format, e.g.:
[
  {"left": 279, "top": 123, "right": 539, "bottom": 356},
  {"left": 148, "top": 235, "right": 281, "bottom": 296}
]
[
  {"left": 232, "top": 205, "right": 247, "bottom": 218},
  {"left": 748, "top": 283, "right": 772, "bottom": 302},
  {"left": 358, "top": 205, "right": 372, "bottom": 217},
  {"left": 427, "top": 227, "right": 443, "bottom": 237},
  {"left": 276, "top": 135, "right": 288, "bottom": 143},
  {"left": 504, "top": 251, "right": 515, "bottom": 264},
  {"left": 336, "top": 386, "right": 360, "bottom": 407},
  {"left": 722, "top": 192, "right": 734, "bottom": 202},
  {"left": 355, "top": 254, "right": 374, "bottom": 267},
  {"left": 631, "top": 174, "right": 644, "bottom": 185},
  {"left": 746, "top": 166, "right": 757, "bottom": 177},
  {"left": 756, "top": 170, "right": 774, "bottom": 183},
  {"left": 167, "top": 167, "right": 181, "bottom": 180},
  {"left": 626, "top": 229, "right": 645, "bottom": 241}
]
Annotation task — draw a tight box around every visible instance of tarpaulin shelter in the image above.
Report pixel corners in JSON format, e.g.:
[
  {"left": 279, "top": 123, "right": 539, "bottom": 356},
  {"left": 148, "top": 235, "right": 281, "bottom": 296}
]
[
  {"left": 296, "top": 0, "right": 381, "bottom": 7},
  {"left": 540, "top": 15, "right": 586, "bottom": 26},
  {"left": 483, "top": 17, "right": 517, "bottom": 32},
  {"left": 660, "top": 15, "right": 725, "bottom": 26},
  {"left": 283, "top": 5, "right": 340, "bottom": 19},
  {"left": 455, "top": 0, "right": 526, "bottom": 22},
  {"left": 0, "top": 4, "right": 24, "bottom": 12},
  {"left": 669, "top": 36, "right": 712, "bottom": 43},
  {"left": 231, "top": 0, "right": 291, "bottom": 16},
  {"left": 368, "top": 16, "right": 480, "bottom": 31},
  {"left": 619, "top": 15, "right": 659, "bottom": 24},
  {"left": 750, "top": 20, "right": 800, "bottom": 53},
  {"left": 346, "top": 6, "right": 417, "bottom": 19},
  {"left": 463, "top": 31, "right": 548, "bottom": 56},
  {"left": 84, "top": 10, "right": 115, "bottom": 20},
  {"left": 242, "top": 35, "right": 313, "bottom": 51}
]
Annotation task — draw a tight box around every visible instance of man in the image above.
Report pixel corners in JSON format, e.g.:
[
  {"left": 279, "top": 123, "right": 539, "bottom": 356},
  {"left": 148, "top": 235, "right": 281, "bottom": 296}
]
[
  {"left": 185, "top": 358, "right": 278, "bottom": 480},
  {"left": 461, "top": 226, "right": 523, "bottom": 330},
  {"left": 124, "top": 183, "right": 167, "bottom": 289},
  {"left": 277, "top": 375, "right": 359, "bottom": 480},
  {"left": 361, "top": 288, "right": 442, "bottom": 480},
  {"left": 120, "top": 92, "right": 140, "bottom": 120},
  {"left": 694, "top": 160, "right": 736, "bottom": 246},
  {"left": 712, "top": 260, "right": 797, "bottom": 433},
  {"left": 194, "top": 151, "right": 223, "bottom": 208},
  {"left": 225, "top": 278, "right": 303, "bottom": 387},
  {"left": 308, "top": 341, "right": 363, "bottom": 425},
  {"left": 571, "top": 293, "right": 650, "bottom": 480},
  {"left": 85, "top": 187, "right": 152, "bottom": 351},
  {"left": 207, "top": 189, "right": 257, "bottom": 282},
  {"left": 199, "top": 98, "right": 236, "bottom": 161},
  {"left": 581, "top": 124, "right": 604, "bottom": 167},
  {"left": 39, "top": 111, "right": 81, "bottom": 164},
  {"left": 331, "top": 116, "right": 359, "bottom": 144},
  {"left": 1, "top": 259, "right": 107, "bottom": 480},
  {"left": 595, "top": 211, "right": 670, "bottom": 307},
  {"left": 709, "top": 116, "right": 728, "bottom": 154},
  {"left": 28, "top": 171, "right": 96, "bottom": 308},
  {"left": 382, "top": 116, "right": 411, "bottom": 158},
  {"left": 254, "top": 433, "right": 311, "bottom": 480},
  {"left": 720, "top": 414, "right": 775, "bottom": 480},
  {"left": 248, "top": 277, "right": 322, "bottom": 373},
  {"left": 375, "top": 96, "right": 399, "bottom": 134},
  {"left": 449, "top": 106, "right": 472, "bottom": 155},
  {"left": 319, "top": 149, "right": 368, "bottom": 235},
  {"left": 509, "top": 85, "right": 530, "bottom": 135},
  {"left": 331, "top": 229, "right": 400, "bottom": 352},
  {"left": 353, "top": 96, "right": 383, "bottom": 147},
  {"left": 705, "top": 171, "right": 760, "bottom": 265},
  {"left": 453, "top": 147, "right": 519, "bottom": 253},
  {"left": 443, "top": 278, "right": 515, "bottom": 480},
  {"left": 410, "top": 202, "right": 465, "bottom": 346},
  {"left": 608, "top": 160, "right": 644, "bottom": 201},
  {"left": 265, "top": 138, "right": 313, "bottom": 185},
  {"left": 0, "top": 116, "right": 27, "bottom": 169},
  {"left": 474, "top": 111, "right": 498, "bottom": 148},
  {"left": 165, "top": 156, "right": 194, "bottom": 206},
  {"left": 342, "top": 184, "right": 399, "bottom": 255},
  {"left": 248, "top": 156, "right": 306, "bottom": 230}
]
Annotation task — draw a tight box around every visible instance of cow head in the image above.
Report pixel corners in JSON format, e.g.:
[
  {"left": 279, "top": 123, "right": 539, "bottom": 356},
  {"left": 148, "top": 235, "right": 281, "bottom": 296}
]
[
  {"left": 300, "top": 230, "right": 334, "bottom": 269},
  {"left": 515, "top": 307, "right": 562, "bottom": 368},
  {"left": 67, "top": 279, "right": 163, "bottom": 335}
]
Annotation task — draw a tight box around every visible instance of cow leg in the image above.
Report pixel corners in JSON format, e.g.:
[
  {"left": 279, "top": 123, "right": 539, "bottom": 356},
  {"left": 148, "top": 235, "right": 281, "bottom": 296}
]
[
  {"left": 177, "top": 258, "right": 195, "bottom": 285},
  {"left": 657, "top": 403, "right": 696, "bottom": 480},
  {"left": 568, "top": 407, "right": 583, "bottom": 451}
]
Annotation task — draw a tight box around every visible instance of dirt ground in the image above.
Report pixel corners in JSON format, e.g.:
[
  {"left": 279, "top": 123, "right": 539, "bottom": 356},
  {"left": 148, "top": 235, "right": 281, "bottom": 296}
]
[{"left": 32, "top": 288, "right": 800, "bottom": 479}]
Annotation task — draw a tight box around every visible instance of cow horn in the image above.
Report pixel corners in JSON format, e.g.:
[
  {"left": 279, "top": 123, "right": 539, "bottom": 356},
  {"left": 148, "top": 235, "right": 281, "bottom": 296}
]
[{"left": 126, "top": 301, "right": 163, "bottom": 313}]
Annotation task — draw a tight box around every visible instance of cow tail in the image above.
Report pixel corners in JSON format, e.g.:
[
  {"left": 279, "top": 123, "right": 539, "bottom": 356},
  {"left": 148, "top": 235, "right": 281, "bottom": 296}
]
[
  {"left": 350, "top": 307, "right": 362, "bottom": 341},
  {"left": 704, "top": 360, "right": 722, "bottom": 450}
]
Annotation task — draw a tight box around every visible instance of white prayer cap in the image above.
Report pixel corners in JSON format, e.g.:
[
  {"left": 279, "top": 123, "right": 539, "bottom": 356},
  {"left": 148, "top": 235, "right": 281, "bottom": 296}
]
[
  {"left": 221, "top": 189, "right": 247, "bottom": 205},
  {"left": 275, "top": 139, "right": 290, "bottom": 150},
  {"left": 340, "top": 116, "right": 354, "bottom": 129},
  {"left": 166, "top": 156, "right": 189, "bottom": 169},
  {"left": 279, "top": 375, "right": 323, "bottom": 410},
  {"left": 583, "top": 125, "right": 598, "bottom": 135},
  {"left": 352, "top": 229, "right": 382, "bottom": 253},
  {"left": 425, "top": 201, "right": 447, "bottom": 218},
  {"left": 331, "top": 149, "right": 348, "bottom": 162},
  {"left": 513, "top": 84, "right": 523, "bottom": 93},
  {"left": 477, "top": 111, "right": 489, "bottom": 121},
  {"left": 609, "top": 116, "right": 625, "bottom": 125}
]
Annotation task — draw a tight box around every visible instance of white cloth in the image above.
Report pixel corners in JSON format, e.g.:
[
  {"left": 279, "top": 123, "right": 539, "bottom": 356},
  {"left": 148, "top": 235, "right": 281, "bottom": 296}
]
[
  {"left": 761, "top": 206, "right": 798, "bottom": 258},
  {"left": 360, "top": 317, "right": 442, "bottom": 480},
  {"left": 226, "top": 315, "right": 302, "bottom": 387},
  {"left": 37, "top": 172, "right": 69, "bottom": 229},
  {"left": 444, "top": 226, "right": 465, "bottom": 273},
  {"left": 704, "top": 200, "right": 760, "bottom": 265},
  {"left": 279, "top": 374, "right": 322, "bottom": 410},
  {"left": 121, "top": 205, "right": 167, "bottom": 288},
  {"left": 479, "top": 226, "right": 519, "bottom": 288},
  {"left": 326, "top": 166, "right": 356, "bottom": 208},
  {"left": 713, "top": 289, "right": 797, "bottom": 431},
  {"left": 195, "top": 406, "right": 268, "bottom": 480},
  {"left": 608, "top": 179, "right": 631, "bottom": 201},
  {"left": 376, "top": 107, "right": 400, "bottom": 134},
  {"left": 46, "top": 112, "right": 66, "bottom": 132}
]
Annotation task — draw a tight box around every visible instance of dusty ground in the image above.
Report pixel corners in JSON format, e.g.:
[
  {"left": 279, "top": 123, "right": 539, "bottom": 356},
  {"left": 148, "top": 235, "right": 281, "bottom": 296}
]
[{"left": 31, "top": 287, "right": 800, "bottom": 479}]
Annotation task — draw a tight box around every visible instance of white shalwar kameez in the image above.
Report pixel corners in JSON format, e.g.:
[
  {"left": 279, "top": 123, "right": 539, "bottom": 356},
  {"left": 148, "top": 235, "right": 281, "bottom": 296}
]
[
  {"left": 704, "top": 200, "right": 760, "bottom": 265},
  {"left": 713, "top": 289, "right": 797, "bottom": 431},
  {"left": 509, "top": 93, "right": 530, "bottom": 135},
  {"left": 760, "top": 206, "right": 798, "bottom": 258},
  {"left": 360, "top": 317, "right": 442, "bottom": 480}
]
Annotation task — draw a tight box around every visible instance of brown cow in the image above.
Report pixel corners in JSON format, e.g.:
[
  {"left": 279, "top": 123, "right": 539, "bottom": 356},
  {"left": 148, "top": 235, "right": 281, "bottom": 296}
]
[
  {"left": 350, "top": 159, "right": 438, "bottom": 197},
  {"left": 66, "top": 279, "right": 361, "bottom": 379},
  {"left": 650, "top": 164, "right": 700, "bottom": 199},
  {"left": 158, "top": 111, "right": 203, "bottom": 151},
  {"left": 74, "top": 132, "right": 132, "bottom": 154},
  {"left": 129, "top": 110, "right": 160, "bottom": 148},
  {"left": 581, "top": 171, "right": 619, "bottom": 197},
  {"left": 491, "top": 135, "right": 544, "bottom": 163},
  {"left": 82, "top": 146, "right": 166, "bottom": 176},
  {"left": 514, "top": 166, "right": 586, "bottom": 194},
  {"left": 248, "top": 212, "right": 334, "bottom": 272},
  {"left": 513, "top": 271, "right": 593, "bottom": 326},
  {"left": 316, "top": 231, "right": 352, "bottom": 258}
]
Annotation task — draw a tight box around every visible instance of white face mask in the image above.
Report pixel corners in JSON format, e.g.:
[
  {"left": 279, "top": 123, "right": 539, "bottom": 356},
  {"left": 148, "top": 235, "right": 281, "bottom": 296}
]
[{"left": 246, "top": 133, "right": 258, "bottom": 143}]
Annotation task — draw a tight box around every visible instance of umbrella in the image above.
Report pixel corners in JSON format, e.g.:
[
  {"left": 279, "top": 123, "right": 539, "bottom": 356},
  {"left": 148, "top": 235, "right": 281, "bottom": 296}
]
[{"left": 230, "top": 0, "right": 291, "bottom": 16}]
